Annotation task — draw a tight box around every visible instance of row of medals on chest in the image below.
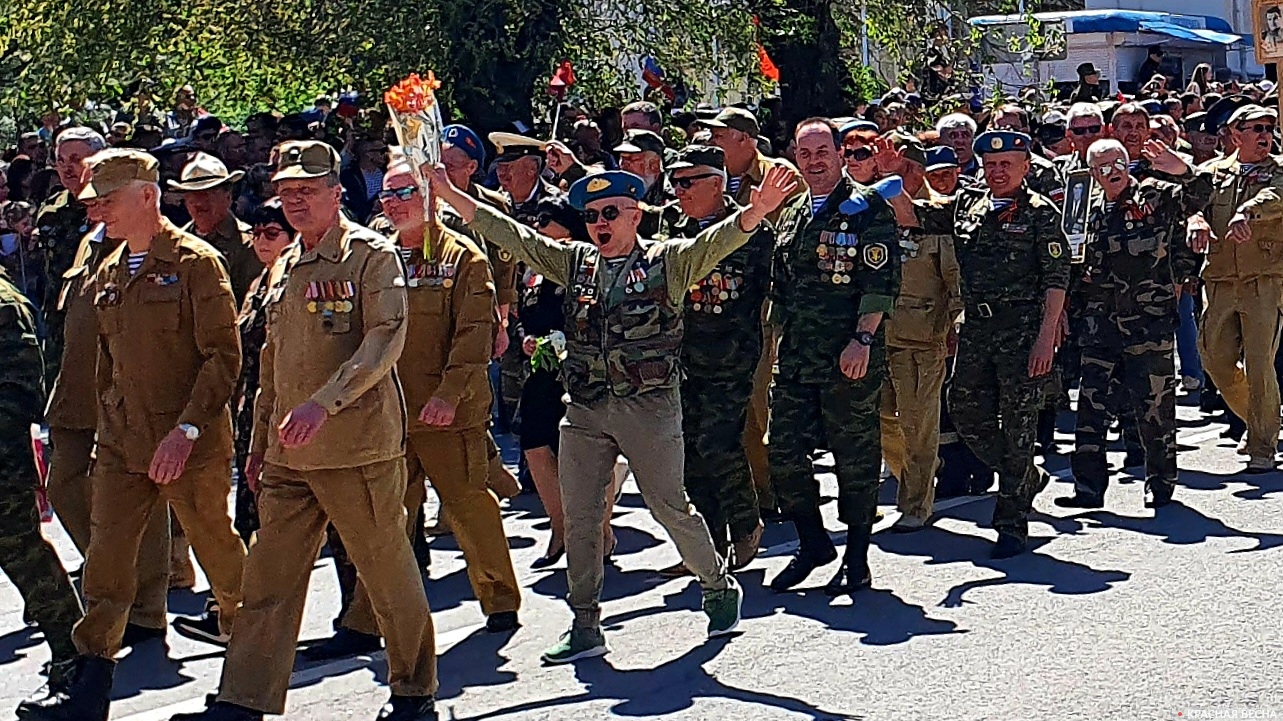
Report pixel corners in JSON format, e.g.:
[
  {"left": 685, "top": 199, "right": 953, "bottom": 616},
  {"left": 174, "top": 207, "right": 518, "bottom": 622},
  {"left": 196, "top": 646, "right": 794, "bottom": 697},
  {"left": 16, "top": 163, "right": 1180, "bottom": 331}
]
[{"left": 817, "top": 225, "right": 860, "bottom": 285}]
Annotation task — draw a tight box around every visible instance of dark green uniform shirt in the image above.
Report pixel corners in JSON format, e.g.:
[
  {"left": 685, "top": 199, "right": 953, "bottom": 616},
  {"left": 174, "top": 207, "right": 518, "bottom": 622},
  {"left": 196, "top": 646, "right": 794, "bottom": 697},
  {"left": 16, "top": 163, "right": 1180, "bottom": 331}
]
[{"left": 33, "top": 190, "right": 91, "bottom": 387}]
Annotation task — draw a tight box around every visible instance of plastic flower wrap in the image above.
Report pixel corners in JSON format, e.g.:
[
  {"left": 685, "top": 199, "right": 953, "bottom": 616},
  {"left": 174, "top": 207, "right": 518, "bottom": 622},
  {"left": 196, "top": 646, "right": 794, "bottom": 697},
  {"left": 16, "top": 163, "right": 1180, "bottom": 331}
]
[
  {"left": 384, "top": 72, "right": 445, "bottom": 213},
  {"left": 531, "top": 330, "right": 567, "bottom": 373}
]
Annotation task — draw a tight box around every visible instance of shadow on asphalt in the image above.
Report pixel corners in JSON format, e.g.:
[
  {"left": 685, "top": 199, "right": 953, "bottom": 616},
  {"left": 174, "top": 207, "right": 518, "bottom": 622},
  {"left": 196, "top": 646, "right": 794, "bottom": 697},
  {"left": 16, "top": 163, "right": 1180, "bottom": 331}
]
[
  {"left": 1073, "top": 500, "right": 1283, "bottom": 553},
  {"left": 109, "top": 638, "right": 195, "bottom": 700},
  {"left": 445, "top": 636, "right": 863, "bottom": 720},
  {"left": 0, "top": 625, "right": 40, "bottom": 670},
  {"left": 1180, "top": 469, "right": 1283, "bottom": 500}
]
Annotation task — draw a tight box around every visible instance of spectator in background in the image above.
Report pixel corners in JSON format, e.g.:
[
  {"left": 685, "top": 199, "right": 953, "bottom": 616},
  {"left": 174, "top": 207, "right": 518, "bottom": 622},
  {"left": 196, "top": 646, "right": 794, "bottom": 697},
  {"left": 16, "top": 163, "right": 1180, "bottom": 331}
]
[
  {"left": 6, "top": 156, "right": 35, "bottom": 202},
  {"left": 1187, "top": 64, "right": 1214, "bottom": 96},
  {"left": 339, "top": 132, "right": 388, "bottom": 223},
  {"left": 165, "top": 84, "right": 206, "bottom": 138},
  {"left": 936, "top": 113, "right": 978, "bottom": 176},
  {"left": 215, "top": 131, "right": 248, "bottom": 170},
  {"left": 621, "top": 101, "right": 663, "bottom": 134},
  {"left": 1135, "top": 45, "right": 1165, "bottom": 88},
  {"left": 108, "top": 122, "right": 133, "bottom": 147},
  {"left": 17, "top": 133, "right": 48, "bottom": 167},
  {"left": 132, "top": 123, "right": 164, "bottom": 151},
  {"left": 0, "top": 201, "right": 40, "bottom": 299},
  {"left": 841, "top": 128, "right": 881, "bottom": 184}
]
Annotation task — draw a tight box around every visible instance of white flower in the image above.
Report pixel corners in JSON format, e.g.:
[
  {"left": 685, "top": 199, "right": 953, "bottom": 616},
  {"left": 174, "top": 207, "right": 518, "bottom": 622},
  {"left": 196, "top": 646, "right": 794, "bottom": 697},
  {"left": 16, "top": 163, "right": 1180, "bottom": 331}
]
[{"left": 548, "top": 330, "right": 567, "bottom": 354}]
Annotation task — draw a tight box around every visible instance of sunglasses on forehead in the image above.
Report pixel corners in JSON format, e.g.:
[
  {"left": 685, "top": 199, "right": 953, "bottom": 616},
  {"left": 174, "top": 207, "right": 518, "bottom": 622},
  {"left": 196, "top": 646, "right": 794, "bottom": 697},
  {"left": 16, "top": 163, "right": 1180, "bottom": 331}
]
[
  {"left": 672, "top": 173, "right": 721, "bottom": 189},
  {"left": 582, "top": 205, "right": 625, "bottom": 224},
  {"left": 1070, "top": 124, "right": 1104, "bottom": 136},
  {"left": 844, "top": 147, "right": 874, "bottom": 161},
  {"left": 378, "top": 186, "right": 418, "bottom": 201}
]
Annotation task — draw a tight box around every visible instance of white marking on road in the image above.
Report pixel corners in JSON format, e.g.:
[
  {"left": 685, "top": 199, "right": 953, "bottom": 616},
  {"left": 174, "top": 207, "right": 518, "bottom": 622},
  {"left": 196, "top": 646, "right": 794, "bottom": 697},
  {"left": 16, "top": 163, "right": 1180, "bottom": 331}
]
[{"left": 117, "top": 623, "right": 481, "bottom": 721}]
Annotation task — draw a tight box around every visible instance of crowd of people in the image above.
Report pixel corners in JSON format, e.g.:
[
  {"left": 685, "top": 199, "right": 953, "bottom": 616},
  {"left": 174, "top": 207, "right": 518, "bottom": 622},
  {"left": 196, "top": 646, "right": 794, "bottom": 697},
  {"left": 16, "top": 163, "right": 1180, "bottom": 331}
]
[{"left": 0, "top": 58, "right": 1281, "bottom": 721}]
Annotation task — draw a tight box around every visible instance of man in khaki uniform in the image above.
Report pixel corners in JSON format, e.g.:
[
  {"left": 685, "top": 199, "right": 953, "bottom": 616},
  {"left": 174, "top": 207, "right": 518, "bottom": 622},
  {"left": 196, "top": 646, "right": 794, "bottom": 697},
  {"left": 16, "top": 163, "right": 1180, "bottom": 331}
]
[
  {"left": 875, "top": 135, "right": 963, "bottom": 530},
  {"left": 172, "top": 142, "right": 438, "bottom": 721},
  {"left": 702, "top": 107, "right": 803, "bottom": 516},
  {"left": 40, "top": 130, "right": 170, "bottom": 648},
  {"left": 316, "top": 164, "right": 520, "bottom": 657},
  {"left": 175, "top": 152, "right": 264, "bottom": 305},
  {"left": 1193, "top": 104, "right": 1283, "bottom": 472},
  {"left": 20, "top": 149, "right": 246, "bottom": 721}
]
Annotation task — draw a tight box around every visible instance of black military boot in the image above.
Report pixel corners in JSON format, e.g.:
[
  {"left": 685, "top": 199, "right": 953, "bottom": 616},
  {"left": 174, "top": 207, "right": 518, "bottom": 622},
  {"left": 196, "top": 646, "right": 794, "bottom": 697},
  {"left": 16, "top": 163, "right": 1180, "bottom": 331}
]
[
  {"left": 1036, "top": 408, "right": 1058, "bottom": 455},
  {"left": 1144, "top": 480, "right": 1175, "bottom": 509},
  {"left": 824, "top": 526, "right": 873, "bottom": 596},
  {"left": 990, "top": 533, "right": 1028, "bottom": 560},
  {"left": 768, "top": 512, "right": 837, "bottom": 592},
  {"left": 16, "top": 655, "right": 115, "bottom": 721},
  {"left": 376, "top": 695, "right": 438, "bottom": 721}
]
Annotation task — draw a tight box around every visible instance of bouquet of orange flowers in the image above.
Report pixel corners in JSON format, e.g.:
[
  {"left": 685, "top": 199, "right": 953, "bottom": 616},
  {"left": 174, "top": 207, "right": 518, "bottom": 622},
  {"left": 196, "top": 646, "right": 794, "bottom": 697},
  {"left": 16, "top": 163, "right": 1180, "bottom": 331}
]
[{"left": 384, "top": 72, "right": 445, "bottom": 201}]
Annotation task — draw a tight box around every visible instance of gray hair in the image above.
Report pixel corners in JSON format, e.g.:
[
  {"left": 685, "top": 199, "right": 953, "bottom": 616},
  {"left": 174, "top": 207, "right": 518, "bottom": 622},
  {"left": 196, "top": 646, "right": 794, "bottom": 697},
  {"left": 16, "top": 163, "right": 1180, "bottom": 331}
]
[
  {"left": 935, "top": 113, "right": 977, "bottom": 134},
  {"left": 55, "top": 126, "right": 107, "bottom": 154},
  {"left": 1086, "top": 138, "right": 1129, "bottom": 165},
  {"left": 1067, "top": 103, "right": 1105, "bottom": 124}
]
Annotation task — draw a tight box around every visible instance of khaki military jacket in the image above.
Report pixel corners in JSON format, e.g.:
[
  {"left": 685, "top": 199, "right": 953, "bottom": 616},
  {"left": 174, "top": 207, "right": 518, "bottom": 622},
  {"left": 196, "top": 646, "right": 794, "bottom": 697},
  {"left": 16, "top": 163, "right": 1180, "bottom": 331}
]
[
  {"left": 253, "top": 218, "right": 408, "bottom": 471},
  {"left": 886, "top": 186, "right": 962, "bottom": 351},
  {"left": 93, "top": 220, "right": 240, "bottom": 473},
  {"left": 439, "top": 182, "right": 519, "bottom": 308},
  {"left": 396, "top": 226, "right": 496, "bottom": 433},
  {"left": 45, "top": 224, "right": 114, "bottom": 430},
  {"left": 1200, "top": 152, "right": 1283, "bottom": 282},
  {"left": 185, "top": 214, "right": 264, "bottom": 306},
  {"left": 733, "top": 153, "right": 803, "bottom": 226}
]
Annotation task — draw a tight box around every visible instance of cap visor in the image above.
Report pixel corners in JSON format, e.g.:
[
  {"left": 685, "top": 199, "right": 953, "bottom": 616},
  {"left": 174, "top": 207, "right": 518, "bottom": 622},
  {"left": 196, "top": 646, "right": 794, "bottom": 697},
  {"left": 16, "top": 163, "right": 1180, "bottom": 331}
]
[{"left": 270, "top": 167, "right": 329, "bottom": 182}]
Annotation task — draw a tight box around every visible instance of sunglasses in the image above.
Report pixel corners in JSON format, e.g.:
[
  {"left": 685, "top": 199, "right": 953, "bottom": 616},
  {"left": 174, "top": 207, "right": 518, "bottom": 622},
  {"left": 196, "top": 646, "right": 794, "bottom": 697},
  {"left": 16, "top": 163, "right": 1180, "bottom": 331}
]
[
  {"left": 844, "top": 147, "right": 874, "bottom": 161},
  {"left": 1238, "top": 123, "right": 1276, "bottom": 134},
  {"left": 252, "top": 225, "right": 289, "bottom": 239},
  {"left": 1070, "top": 124, "right": 1104, "bottom": 136},
  {"left": 583, "top": 205, "right": 624, "bottom": 224},
  {"left": 1090, "top": 158, "right": 1129, "bottom": 176},
  {"left": 378, "top": 186, "right": 419, "bottom": 201},
  {"left": 536, "top": 214, "right": 557, "bottom": 229},
  {"left": 673, "top": 173, "right": 721, "bottom": 189}
]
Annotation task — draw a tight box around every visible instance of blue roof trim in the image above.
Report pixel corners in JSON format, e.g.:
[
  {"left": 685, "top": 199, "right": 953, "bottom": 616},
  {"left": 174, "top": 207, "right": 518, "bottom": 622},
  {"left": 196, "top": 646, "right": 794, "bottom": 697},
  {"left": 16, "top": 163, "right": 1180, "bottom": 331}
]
[
  {"left": 1138, "top": 21, "right": 1243, "bottom": 46},
  {"left": 970, "top": 9, "right": 1238, "bottom": 36}
]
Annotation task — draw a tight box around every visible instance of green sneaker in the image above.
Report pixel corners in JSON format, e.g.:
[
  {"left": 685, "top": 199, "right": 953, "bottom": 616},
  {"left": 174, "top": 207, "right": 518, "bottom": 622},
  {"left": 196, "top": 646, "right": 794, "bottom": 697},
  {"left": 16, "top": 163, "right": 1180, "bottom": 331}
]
[
  {"left": 704, "top": 576, "right": 743, "bottom": 637},
  {"left": 541, "top": 626, "right": 608, "bottom": 664}
]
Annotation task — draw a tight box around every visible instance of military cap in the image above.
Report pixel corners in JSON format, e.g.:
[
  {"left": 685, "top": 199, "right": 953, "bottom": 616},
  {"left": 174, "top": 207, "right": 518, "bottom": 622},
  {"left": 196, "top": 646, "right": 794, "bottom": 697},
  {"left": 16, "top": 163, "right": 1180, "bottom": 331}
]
[
  {"left": 1182, "top": 111, "right": 1209, "bottom": 134},
  {"left": 973, "top": 130, "right": 1032, "bottom": 156},
  {"left": 1139, "top": 99, "right": 1165, "bottom": 117},
  {"left": 696, "top": 107, "right": 761, "bottom": 137},
  {"left": 840, "top": 119, "right": 880, "bottom": 137},
  {"left": 1227, "top": 104, "right": 1278, "bottom": 127},
  {"left": 668, "top": 145, "right": 725, "bottom": 171},
  {"left": 169, "top": 152, "right": 245, "bottom": 191},
  {"left": 443, "top": 125, "right": 486, "bottom": 164},
  {"left": 1077, "top": 62, "right": 1100, "bottom": 77},
  {"left": 568, "top": 170, "right": 646, "bottom": 210},
  {"left": 78, "top": 148, "right": 160, "bottom": 200},
  {"left": 271, "top": 140, "right": 341, "bottom": 181},
  {"left": 1203, "top": 94, "right": 1255, "bottom": 134},
  {"left": 887, "top": 131, "right": 927, "bottom": 167},
  {"left": 925, "top": 146, "right": 959, "bottom": 172},
  {"left": 488, "top": 132, "right": 546, "bottom": 162},
  {"left": 614, "top": 129, "right": 666, "bottom": 157}
]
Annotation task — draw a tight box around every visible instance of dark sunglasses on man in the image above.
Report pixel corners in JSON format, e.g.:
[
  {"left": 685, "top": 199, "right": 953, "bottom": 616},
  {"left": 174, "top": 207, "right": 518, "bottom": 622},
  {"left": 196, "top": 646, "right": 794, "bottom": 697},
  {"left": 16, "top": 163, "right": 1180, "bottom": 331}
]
[
  {"left": 583, "top": 205, "right": 624, "bottom": 224},
  {"left": 844, "top": 147, "right": 874, "bottom": 161},
  {"left": 1238, "top": 122, "right": 1276, "bottom": 134},
  {"left": 1069, "top": 124, "right": 1103, "bottom": 136},
  {"left": 672, "top": 173, "right": 721, "bottom": 189},
  {"left": 378, "top": 186, "right": 418, "bottom": 201}
]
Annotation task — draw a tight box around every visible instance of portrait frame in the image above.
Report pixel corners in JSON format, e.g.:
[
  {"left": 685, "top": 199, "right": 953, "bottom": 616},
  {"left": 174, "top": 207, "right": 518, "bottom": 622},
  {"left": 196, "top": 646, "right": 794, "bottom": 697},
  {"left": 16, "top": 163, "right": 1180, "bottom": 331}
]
[
  {"left": 1061, "top": 169, "right": 1091, "bottom": 264},
  {"left": 1256, "top": 0, "right": 1283, "bottom": 64}
]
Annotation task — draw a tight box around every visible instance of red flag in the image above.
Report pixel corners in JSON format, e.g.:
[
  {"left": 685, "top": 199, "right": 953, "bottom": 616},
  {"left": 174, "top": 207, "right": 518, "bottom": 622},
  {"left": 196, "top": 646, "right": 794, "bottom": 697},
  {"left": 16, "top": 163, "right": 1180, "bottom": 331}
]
[
  {"left": 548, "top": 61, "right": 576, "bottom": 100},
  {"left": 757, "top": 43, "right": 780, "bottom": 83}
]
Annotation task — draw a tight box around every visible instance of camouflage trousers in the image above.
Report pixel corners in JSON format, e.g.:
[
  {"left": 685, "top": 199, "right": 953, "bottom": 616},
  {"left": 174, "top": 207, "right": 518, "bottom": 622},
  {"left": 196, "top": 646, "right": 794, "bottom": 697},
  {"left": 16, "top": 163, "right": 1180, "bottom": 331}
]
[
  {"left": 950, "top": 321, "right": 1049, "bottom": 542},
  {"left": 0, "top": 446, "right": 83, "bottom": 663},
  {"left": 769, "top": 343, "right": 886, "bottom": 529},
  {"left": 1071, "top": 341, "right": 1177, "bottom": 498},
  {"left": 682, "top": 375, "right": 761, "bottom": 549}
]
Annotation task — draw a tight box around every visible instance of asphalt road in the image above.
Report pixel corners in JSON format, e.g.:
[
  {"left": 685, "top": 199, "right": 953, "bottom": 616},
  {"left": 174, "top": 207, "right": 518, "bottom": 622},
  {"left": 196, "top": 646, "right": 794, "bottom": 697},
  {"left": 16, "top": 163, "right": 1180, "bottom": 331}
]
[{"left": 1, "top": 392, "right": 1280, "bottom": 721}]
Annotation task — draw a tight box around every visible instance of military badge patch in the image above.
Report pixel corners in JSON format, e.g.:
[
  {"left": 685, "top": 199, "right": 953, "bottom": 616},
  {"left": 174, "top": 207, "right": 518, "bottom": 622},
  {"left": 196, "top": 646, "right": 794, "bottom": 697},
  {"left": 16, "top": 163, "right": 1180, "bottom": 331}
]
[
  {"left": 586, "top": 177, "right": 612, "bottom": 193},
  {"left": 863, "top": 243, "right": 888, "bottom": 269},
  {"left": 1048, "top": 242, "right": 1063, "bottom": 258}
]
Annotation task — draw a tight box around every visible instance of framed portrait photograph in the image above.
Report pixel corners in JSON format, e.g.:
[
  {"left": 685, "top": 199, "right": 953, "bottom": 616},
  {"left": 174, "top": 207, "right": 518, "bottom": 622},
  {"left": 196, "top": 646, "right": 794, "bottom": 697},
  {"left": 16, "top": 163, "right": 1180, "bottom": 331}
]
[
  {"left": 1061, "top": 169, "right": 1091, "bottom": 263},
  {"left": 1257, "top": 0, "right": 1283, "bottom": 64}
]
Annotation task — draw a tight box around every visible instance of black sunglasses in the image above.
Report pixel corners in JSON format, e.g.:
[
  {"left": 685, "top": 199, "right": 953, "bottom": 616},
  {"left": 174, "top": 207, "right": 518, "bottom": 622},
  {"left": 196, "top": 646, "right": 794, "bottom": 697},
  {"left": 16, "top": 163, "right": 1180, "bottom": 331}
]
[
  {"left": 1239, "top": 123, "right": 1276, "bottom": 134},
  {"left": 1069, "top": 124, "right": 1103, "bottom": 136},
  {"left": 378, "top": 186, "right": 418, "bottom": 201},
  {"left": 844, "top": 147, "right": 874, "bottom": 161},
  {"left": 673, "top": 173, "right": 721, "bottom": 189},
  {"left": 536, "top": 214, "right": 556, "bottom": 229},
  {"left": 583, "top": 206, "right": 623, "bottom": 224}
]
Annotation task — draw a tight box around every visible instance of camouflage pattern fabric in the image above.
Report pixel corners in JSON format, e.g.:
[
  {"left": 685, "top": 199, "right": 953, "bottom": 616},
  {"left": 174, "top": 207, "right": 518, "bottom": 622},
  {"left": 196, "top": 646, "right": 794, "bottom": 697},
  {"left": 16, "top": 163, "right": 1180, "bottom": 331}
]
[
  {"left": 0, "top": 269, "right": 83, "bottom": 663},
  {"left": 34, "top": 190, "right": 93, "bottom": 387}
]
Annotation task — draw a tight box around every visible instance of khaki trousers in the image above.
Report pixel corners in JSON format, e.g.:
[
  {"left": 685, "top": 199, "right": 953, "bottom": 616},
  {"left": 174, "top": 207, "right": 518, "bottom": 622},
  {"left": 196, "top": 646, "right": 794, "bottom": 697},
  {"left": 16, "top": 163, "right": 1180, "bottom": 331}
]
[
  {"left": 560, "top": 387, "right": 728, "bottom": 627},
  {"left": 343, "top": 429, "right": 520, "bottom": 634},
  {"left": 1199, "top": 278, "right": 1283, "bottom": 460},
  {"left": 746, "top": 322, "right": 778, "bottom": 509},
  {"left": 46, "top": 427, "right": 170, "bottom": 628},
  {"left": 74, "top": 456, "right": 244, "bottom": 657},
  {"left": 219, "top": 459, "right": 436, "bottom": 714},
  {"left": 879, "top": 345, "right": 948, "bottom": 521}
]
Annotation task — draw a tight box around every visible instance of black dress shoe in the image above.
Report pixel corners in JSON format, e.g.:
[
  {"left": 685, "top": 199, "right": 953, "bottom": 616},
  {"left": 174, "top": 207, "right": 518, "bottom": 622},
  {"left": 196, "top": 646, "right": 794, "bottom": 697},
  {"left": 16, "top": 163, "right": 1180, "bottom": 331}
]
[
  {"left": 485, "top": 611, "right": 520, "bottom": 633},
  {"left": 823, "top": 562, "right": 872, "bottom": 596},
  {"left": 121, "top": 623, "right": 167, "bottom": 649},
  {"left": 531, "top": 548, "right": 564, "bottom": 569},
  {"left": 990, "top": 534, "right": 1028, "bottom": 559},
  {"left": 1144, "top": 482, "right": 1174, "bottom": 509},
  {"left": 299, "top": 629, "right": 382, "bottom": 661},
  {"left": 170, "top": 698, "right": 264, "bottom": 721},
  {"left": 1053, "top": 493, "right": 1104, "bottom": 509},
  {"left": 768, "top": 547, "right": 837, "bottom": 592},
  {"left": 376, "top": 695, "right": 437, "bottom": 721}
]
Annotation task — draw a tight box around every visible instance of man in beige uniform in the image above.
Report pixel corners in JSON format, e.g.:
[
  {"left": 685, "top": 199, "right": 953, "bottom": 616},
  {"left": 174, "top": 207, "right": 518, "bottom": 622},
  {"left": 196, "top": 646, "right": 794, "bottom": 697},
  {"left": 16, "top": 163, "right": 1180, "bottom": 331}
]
[
  {"left": 316, "top": 164, "right": 521, "bottom": 657},
  {"left": 20, "top": 149, "right": 246, "bottom": 721},
  {"left": 875, "top": 135, "right": 963, "bottom": 530},
  {"left": 1194, "top": 104, "right": 1283, "bottom": 472},
  {"left": 172, "top": 142, "right": 438, "bottom": 721},
  {"left": 176, "top": 152, "right": 263, "bottom": 305}
]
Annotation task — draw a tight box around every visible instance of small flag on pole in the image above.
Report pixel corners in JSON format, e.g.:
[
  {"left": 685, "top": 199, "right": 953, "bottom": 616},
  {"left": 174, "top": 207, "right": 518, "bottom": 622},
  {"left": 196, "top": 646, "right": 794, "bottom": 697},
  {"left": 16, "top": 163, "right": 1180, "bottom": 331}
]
[
  {"left": 548, "top": 61, "right": 576, "bottom": 101},
  {"left": 642, "top": 56, "right": 676, "bottom": 102}
]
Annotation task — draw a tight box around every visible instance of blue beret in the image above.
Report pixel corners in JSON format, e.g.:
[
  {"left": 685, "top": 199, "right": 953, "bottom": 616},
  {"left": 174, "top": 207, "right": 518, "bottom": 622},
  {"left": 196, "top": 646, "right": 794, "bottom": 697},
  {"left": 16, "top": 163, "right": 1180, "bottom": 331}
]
[
  {"left": 1139, "top": 99, "right": 1165, "bottom": 116},
  {"left": 568, "top": 171, "right": 647, "bottom": 210},
  {"left": 443, "top": 125, "right": 486, "bottom": 164},
  {"left": 973, "top": 130, "right": 1032, "bottom": 157},
  {"left": 925, "top": 146, "right": 959, "bottom": 171},
  {"left": 840, "top": 119, "right": 880, "bottom": 137}
]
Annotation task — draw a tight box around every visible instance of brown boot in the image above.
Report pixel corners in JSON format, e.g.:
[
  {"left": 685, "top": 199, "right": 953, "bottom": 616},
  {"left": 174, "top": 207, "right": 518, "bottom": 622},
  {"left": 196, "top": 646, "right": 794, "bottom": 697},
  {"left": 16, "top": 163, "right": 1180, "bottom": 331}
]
[
  {"left": 731, "top": 521, "right": 765, "bottom": 570},
  {"left": 169, "top": 535, "right": 196, "bottom": 590},
  {"left": 487, "top": 459, "right": 522, "bottom": 500}
]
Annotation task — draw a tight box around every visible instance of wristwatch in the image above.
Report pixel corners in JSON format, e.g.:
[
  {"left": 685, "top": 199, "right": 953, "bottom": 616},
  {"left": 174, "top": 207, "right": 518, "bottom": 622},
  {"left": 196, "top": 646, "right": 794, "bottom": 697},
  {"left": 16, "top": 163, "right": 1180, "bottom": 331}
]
[
  {"left": 178, "top": 423, "right": 201, "bottom": 441},
  {"left": 853, "top": 330, "right": 876, "bottom": 346}
]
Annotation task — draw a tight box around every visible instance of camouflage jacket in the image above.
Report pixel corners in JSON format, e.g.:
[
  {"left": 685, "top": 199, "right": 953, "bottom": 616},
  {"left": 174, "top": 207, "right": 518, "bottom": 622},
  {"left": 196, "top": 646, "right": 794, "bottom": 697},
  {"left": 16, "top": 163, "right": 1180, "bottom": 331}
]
[
  {"left": 662, "top": 199, "right": 774, "bottom": 380},
  {"left": 0, "top": 268, "right": 45, "bottom": 439},
  {"left": 1079, "top": 178, "right": 1192, "bottom": 349},
  {"left": 917, "top": 184, "right": 1070, "bottom": 329},
  {"left": 772, "top": 177, "right": 901, "bottom": 383},
  {"left": 33, "top": 190, "right": 92, "bottom": 386}
]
